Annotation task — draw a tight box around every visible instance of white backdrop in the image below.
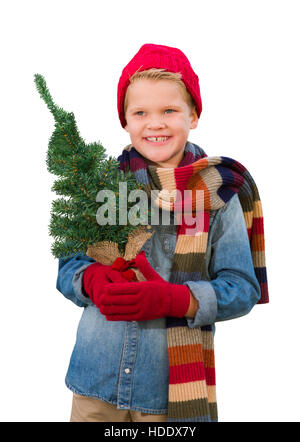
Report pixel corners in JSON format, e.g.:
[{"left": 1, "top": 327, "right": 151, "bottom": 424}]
[{"left": 1, "top": 0, "right": 299, "bottom": 422}]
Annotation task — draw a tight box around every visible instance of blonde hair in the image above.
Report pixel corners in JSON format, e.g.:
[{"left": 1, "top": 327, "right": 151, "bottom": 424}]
[{"left": 124, "top": 68, "right": 196, "bottom": 116}]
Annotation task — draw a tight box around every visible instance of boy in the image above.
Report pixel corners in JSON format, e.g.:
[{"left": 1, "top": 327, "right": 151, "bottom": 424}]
[{"left": 56, "top": 44, "right": 263, "bottom": 422}]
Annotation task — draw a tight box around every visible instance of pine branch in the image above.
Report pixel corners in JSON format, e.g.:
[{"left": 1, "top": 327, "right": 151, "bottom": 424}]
[{"left": 35, "top": 74, "right": 149, "bottom": 259}]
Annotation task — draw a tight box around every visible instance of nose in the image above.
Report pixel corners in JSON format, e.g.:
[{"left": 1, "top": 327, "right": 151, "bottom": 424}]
[{"left": 146, "top": 116, "right": 166, "bottom": 130}]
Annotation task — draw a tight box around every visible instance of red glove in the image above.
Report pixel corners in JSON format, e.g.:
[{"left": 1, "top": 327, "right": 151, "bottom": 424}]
[
  {"left": 99, "top": 252, "right": 191, "bottom": 321},
  {"left": 83, "top": 260, "right": 136, "bottom": 307}
]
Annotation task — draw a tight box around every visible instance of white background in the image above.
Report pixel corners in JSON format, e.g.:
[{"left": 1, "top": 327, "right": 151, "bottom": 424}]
[{"left": 1, "top": 0, "right": 299, "bottom": 422}]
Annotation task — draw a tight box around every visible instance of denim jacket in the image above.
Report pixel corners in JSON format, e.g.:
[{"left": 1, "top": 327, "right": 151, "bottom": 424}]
[{"left": 56, "top": 194, "right": 260, "bottom": 414}]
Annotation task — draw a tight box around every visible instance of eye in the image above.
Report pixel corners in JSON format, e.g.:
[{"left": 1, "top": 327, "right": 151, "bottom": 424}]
[
  {"left": 135, "top": 111, "right": 144, "bottom": 116},
  {"left": 165, "top": 109, "right": 175, "bottom": 114}
]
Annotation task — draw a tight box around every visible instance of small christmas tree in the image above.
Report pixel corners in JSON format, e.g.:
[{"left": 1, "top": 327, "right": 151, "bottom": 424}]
[{"left": 34, "top": 74, "right": 149, "bottom": 259}]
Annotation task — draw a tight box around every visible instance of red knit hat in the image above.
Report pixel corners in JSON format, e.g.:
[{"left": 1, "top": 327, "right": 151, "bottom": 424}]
[{"left": 117, "top": 43, "right": 202, "bottom": 128}]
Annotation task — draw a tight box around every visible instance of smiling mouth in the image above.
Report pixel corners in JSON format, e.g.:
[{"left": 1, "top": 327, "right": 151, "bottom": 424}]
[{"left": 144, "top": 136, "right": 171, "bottom": 143}]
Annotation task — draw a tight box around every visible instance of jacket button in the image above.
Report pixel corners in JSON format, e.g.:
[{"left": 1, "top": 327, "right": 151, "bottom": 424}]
[{"left": 125, "top": 368, "right": 130, "bottom": 374}]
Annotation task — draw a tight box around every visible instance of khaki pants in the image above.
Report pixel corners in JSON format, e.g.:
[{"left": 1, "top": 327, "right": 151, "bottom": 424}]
[{"left": 70, "top": 394, "right": 167, "bottom": 422}]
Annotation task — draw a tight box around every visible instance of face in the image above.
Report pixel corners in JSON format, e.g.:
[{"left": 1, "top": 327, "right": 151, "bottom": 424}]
[{"left": 124, "top": 79, "right": 198, "bottom": 168}]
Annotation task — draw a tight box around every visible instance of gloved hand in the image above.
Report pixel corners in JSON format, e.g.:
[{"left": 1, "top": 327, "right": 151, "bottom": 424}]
[
  {"left": 83, "top": 259, "right": 136, "bottom": 307},
  {"left": 99, "top": 251, "right": 191, "bottom": 321}
]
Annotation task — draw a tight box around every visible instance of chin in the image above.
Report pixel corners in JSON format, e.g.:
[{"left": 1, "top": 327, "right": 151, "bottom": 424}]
[
  {"left": 147, "top": 155, "right": 171, "bottom": 164},
  {"left": 148, "top": 154, "right": 169, "bottom": 161}
]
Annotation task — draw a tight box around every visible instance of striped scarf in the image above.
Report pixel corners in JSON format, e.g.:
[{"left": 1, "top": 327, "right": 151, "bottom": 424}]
[{"left": 118, "top": 142, "right": 269, "bottom": 422}]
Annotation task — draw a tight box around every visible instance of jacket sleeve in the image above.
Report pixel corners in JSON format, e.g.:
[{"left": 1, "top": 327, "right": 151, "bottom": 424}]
[
  {"left": 56, "top": 253, "right": 96, "bottom": 307},
  {"left": 185, "top": 194, "right": 261, "bottom": 328}
]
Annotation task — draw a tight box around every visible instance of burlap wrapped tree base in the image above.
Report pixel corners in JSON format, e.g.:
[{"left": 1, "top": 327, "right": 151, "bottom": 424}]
[{"left": 86, "top": 226, "right": 153, "bottom": 281}]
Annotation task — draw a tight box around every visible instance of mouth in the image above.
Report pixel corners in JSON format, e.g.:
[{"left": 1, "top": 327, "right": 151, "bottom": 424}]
[{"left": 143, "top": 136, "right": 172, "bottom": 145}]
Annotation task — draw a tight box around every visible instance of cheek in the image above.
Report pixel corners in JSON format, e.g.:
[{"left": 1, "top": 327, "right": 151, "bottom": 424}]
[
  {"left": 127, "top": 121, "right": 143, "bottom": 137},
  {"left": 172, "top": 115, "right": 190, "bottom": 130}
]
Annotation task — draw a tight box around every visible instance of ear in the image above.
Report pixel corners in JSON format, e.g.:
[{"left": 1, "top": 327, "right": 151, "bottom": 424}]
[{"left": 190, "top": 108, "right": 199, "bottom": 130}]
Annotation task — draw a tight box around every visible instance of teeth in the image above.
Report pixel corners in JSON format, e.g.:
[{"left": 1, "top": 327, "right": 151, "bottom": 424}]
[{"left": 146, "top": 137, "right": 169, "bottom": 142}]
